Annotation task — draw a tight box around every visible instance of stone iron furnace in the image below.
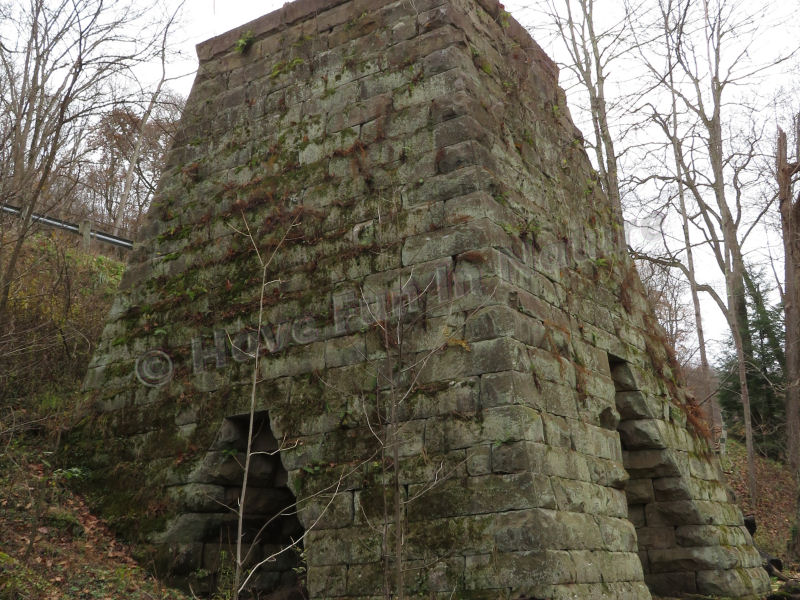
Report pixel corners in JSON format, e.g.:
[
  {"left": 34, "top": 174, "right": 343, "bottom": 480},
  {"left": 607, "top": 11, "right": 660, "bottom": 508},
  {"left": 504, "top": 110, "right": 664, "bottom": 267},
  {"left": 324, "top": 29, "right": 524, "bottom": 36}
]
[{"left": 76, "top": 0, "right": 769, "bottom": 597}]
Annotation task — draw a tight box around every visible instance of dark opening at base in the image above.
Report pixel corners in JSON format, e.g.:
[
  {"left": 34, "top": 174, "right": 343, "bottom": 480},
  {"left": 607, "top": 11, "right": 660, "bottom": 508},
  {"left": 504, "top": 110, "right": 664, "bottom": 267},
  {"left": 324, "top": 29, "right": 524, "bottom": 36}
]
[{"left": 201, "top": 411, "right": 306, "bottom": 600}]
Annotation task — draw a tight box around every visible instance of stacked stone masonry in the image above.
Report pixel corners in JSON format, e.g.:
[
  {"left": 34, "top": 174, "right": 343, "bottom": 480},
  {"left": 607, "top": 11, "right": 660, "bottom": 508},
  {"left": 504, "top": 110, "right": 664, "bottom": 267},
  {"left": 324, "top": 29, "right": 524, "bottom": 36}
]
[{"left": 77, "top": 0, "right": 769, "bottom": 598}]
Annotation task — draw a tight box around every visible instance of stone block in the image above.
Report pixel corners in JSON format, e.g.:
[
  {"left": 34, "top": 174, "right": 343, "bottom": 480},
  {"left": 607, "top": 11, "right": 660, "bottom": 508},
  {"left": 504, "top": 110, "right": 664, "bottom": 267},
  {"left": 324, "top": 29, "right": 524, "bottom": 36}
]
[
  {"left": 393, "top": 63, "right": 480, "bottom": 110},
  {"left": 636, "top": 526, "right": 676, "bottom": 550},
  {"left": 306, "top": 565, "right": 347, "bottom": 597},
  {"left": 166, "top": 484, "right": 227, "bottom": 513},
  {"left": 299, "top": 490, "right": 354, "bottom": 530},
  {"left": 551, "top": 477, "right": 627, "bottom": 517},
  {"left": 645, "top": 571, "right": 697, "bottom": 595},
  {"left": 695, "top": 566, "right": 770, "bottom": 597},
  {"left": 490, "top": 440, "right": 589, "bottom": 482},
  {"left": 480, "top": 370, "right": 545, "bottom": 411},
  {"left": 468, "top": 305, "right": 546, "bottom": 348},
  {"left": 648, "top": 545, "right": 741, "bottom": 574},
  {"left": 490, "top": 439, "right": 535, "bottom": 474},
  {"left": 324, "top": 333, "right": 367, "bottom": 368},
  {"left": 689, "top": 453, "right": 722, "bottom": 481},
  {"left": 495, "top": 550, "right": 577, "bottom": 586},
  {"left": 528, "top": 347, "right": 577, "bottom": 389},
  {"left": 402, "top": 165, "right": 494, "bottom": 206},
  {"left": 344, "top": 561, "right": 384, "bottom": 595},
  {"left": 595, "top": 515, "right": 639, "bottom": 553},
  {"left": 585, "top": 455, "right": 629, "bottom": 489},
  {"left": 623, "top": 448, "right": 687, "bottom": 479},
  {"left": 645, "top": 500, "right": 704, "bottom": 527},
  {"left": 388, "top": 24, "right": 464, "bottom": 68},
  {"left": 570, "top": 420, "right": 623, "bottom": 462},
  {"left": 625, "top": 478, "right": 654, "bottom": 504},
  {"left": 628, "top": 505, "right": 645, "bottom": 528},
  {"left": 566, "top": 550, "right": 603, "bottom": 583},
  {"left": 618, "top": 419, "right": 670, "bottom": 450},
  {"left": 674, "top": 524, "right": 751, "bottom": 548},
  {"left": 406, "top": 472, "right": 556, "bottom": 521},
  {"left": 405, "top": 513, "right": 494, "bottom": 558},
  {"left": 425, "top": 404, "right": 544, "bottom": 453},
  {"left": 652, "top": 476, "right": 692, "bottom": 501},
  {"left": 466, "top": 443, "right": 491, "bottom": 475},
  {"left": 549, "top": 582, "right": 653, "bottom": 600},
  {"left": 154, "top": 513, "right": 227, "bottom": 543},
  {"left": 305, "top": 528, "right": 382, "bottom": 566},
  {"left": 462, "top": 553, "right": 502, "bottom": 590},
  {"left": 470, "top": 337, "right": 531, "bottom": 375},
  {"left": 390, "top": 14, "right": 417, "bottom": 43},
  {"left": 541, "top": 413, "right": 572, "bottom": 448},
  {"left": 435, "top": 114, "right": 492, "bottom": 148},
  {"left": 436, "top": 140, "right": 496, "bottom": 173},
  {"left": 401, "top": 218, "right": 515, "bottom": 266},
  {"left": 259, "top": 341, "right": 326, "bottom": 379},
  {"left": 400, "top": 378, "right": 479, "bottom": 420},
  {"left": 188, "top": 451, "right": 243, "bottom": 485},
  {"left": 593, "top": 550, "right": 645, "bottom": 583},
  {"left": 615, "top": 390, "right": 658, "bottom": 419}
]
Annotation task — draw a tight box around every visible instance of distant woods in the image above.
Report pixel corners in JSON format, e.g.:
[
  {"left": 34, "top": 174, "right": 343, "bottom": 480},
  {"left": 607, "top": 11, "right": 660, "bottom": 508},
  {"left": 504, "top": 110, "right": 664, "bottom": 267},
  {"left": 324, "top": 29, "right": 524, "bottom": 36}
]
[{"left": 0, "top": 0, "right": 185, "bottom": 401}]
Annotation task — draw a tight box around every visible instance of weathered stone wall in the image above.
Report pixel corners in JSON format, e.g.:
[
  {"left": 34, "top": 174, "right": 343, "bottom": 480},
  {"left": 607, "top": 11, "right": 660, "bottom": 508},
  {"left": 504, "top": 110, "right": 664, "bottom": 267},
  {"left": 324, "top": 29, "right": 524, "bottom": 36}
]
[{"left": 75, "top": 0, "right": 769, "bottom": 598}]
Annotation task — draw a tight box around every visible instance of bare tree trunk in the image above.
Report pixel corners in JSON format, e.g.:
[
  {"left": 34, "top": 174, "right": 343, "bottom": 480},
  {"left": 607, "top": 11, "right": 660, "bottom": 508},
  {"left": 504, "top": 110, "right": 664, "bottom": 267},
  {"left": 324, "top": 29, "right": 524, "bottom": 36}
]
[
  {"left": 778, "top": 126, "right": 800, "bottom": 478},
  {"left": 732, "top": 322, "right": 758, "bottom": 504},
  {"left": 666, "top": 43, "right": 711, "bottom": 388},
  {"left": 699, "top": 0, "right": 756, "bottom": 493},
  {"left": 555, "top": 0, "right": 624, "bottom": 228}
]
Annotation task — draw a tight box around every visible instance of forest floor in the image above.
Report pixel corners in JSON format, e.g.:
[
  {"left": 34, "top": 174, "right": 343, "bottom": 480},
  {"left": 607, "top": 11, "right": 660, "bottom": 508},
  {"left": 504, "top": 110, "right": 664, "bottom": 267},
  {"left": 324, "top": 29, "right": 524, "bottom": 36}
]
[
  {"left": 722, "top": 438, "right": 797, "bottom": 562},
  {"left": 0, "top": 424, "right": 797, "bottom": 599},
  {"left": 0, "top": 431, "right": 192, "bottom": 600}
]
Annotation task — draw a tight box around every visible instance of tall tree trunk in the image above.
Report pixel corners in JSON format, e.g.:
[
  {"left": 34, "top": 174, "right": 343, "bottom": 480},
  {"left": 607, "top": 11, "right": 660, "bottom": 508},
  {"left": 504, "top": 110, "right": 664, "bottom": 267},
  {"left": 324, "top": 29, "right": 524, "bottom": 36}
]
[
  {"left": 732, "top": 321, "right": 758, "bottom": 504},
  {"left": 778, "top": 127, "right": 800, "bottom": 478},
  {"left": 703, "top": 52, "right": 755, "bottom": 494}
]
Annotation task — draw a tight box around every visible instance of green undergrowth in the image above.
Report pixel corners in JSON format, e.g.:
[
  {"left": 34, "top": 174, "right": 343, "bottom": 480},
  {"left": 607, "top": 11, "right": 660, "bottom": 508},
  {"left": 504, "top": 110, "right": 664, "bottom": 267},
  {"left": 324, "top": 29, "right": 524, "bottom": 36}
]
[
  {"left": 0, "top": 234, "right": 190, "bottom": 599},
  {"left": 0, "top": 233, "right": 124, "bottom": 403}
]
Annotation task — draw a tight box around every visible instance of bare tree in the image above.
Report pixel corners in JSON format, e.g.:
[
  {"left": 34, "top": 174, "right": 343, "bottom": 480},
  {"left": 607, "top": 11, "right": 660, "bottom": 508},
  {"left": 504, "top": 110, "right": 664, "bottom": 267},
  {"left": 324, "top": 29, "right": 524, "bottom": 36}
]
[
  {"left": 531, "top": 0, "right": 797, "bottom": 504},
  {"left": 0, "top": 0, "right": 177, "bottom": 326},
  {"left": 112, "top": 2, "right": 184, "bottom": 236},
  {"left": 636, "top": 259, "right": 695, "bottom": 364},
  {"left": 778, "top": 120, "right": 800, "bottom": 483},
  {"left": 530, "top": 0, "right": 714, "bottom": 377},
  {"left": 629, "top": 0, "right": 799, "bottom": 504},
  {"left": 82, "top": 93, "right": 183, "bottom": 233},
  {"left": 535, "top": 0, "right": 634, "bottom": 221}
]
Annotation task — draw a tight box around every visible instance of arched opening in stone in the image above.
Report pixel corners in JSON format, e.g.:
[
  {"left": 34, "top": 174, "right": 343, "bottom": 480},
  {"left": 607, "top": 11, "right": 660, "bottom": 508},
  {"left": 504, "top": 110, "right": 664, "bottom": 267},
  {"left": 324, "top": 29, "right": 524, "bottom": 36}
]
[
  {"left": 608, "top": 355, "right": 690, "bottom": 596},
  {"left": 201, "top": 411, "right": 306, "bottom": 599}
]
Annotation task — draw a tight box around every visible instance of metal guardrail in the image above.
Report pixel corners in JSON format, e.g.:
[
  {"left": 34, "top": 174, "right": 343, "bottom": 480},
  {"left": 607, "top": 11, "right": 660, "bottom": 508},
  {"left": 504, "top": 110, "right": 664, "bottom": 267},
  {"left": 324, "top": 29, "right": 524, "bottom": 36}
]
[{"left": 1, "top": 204, "right": 133, "bottom": 250}]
